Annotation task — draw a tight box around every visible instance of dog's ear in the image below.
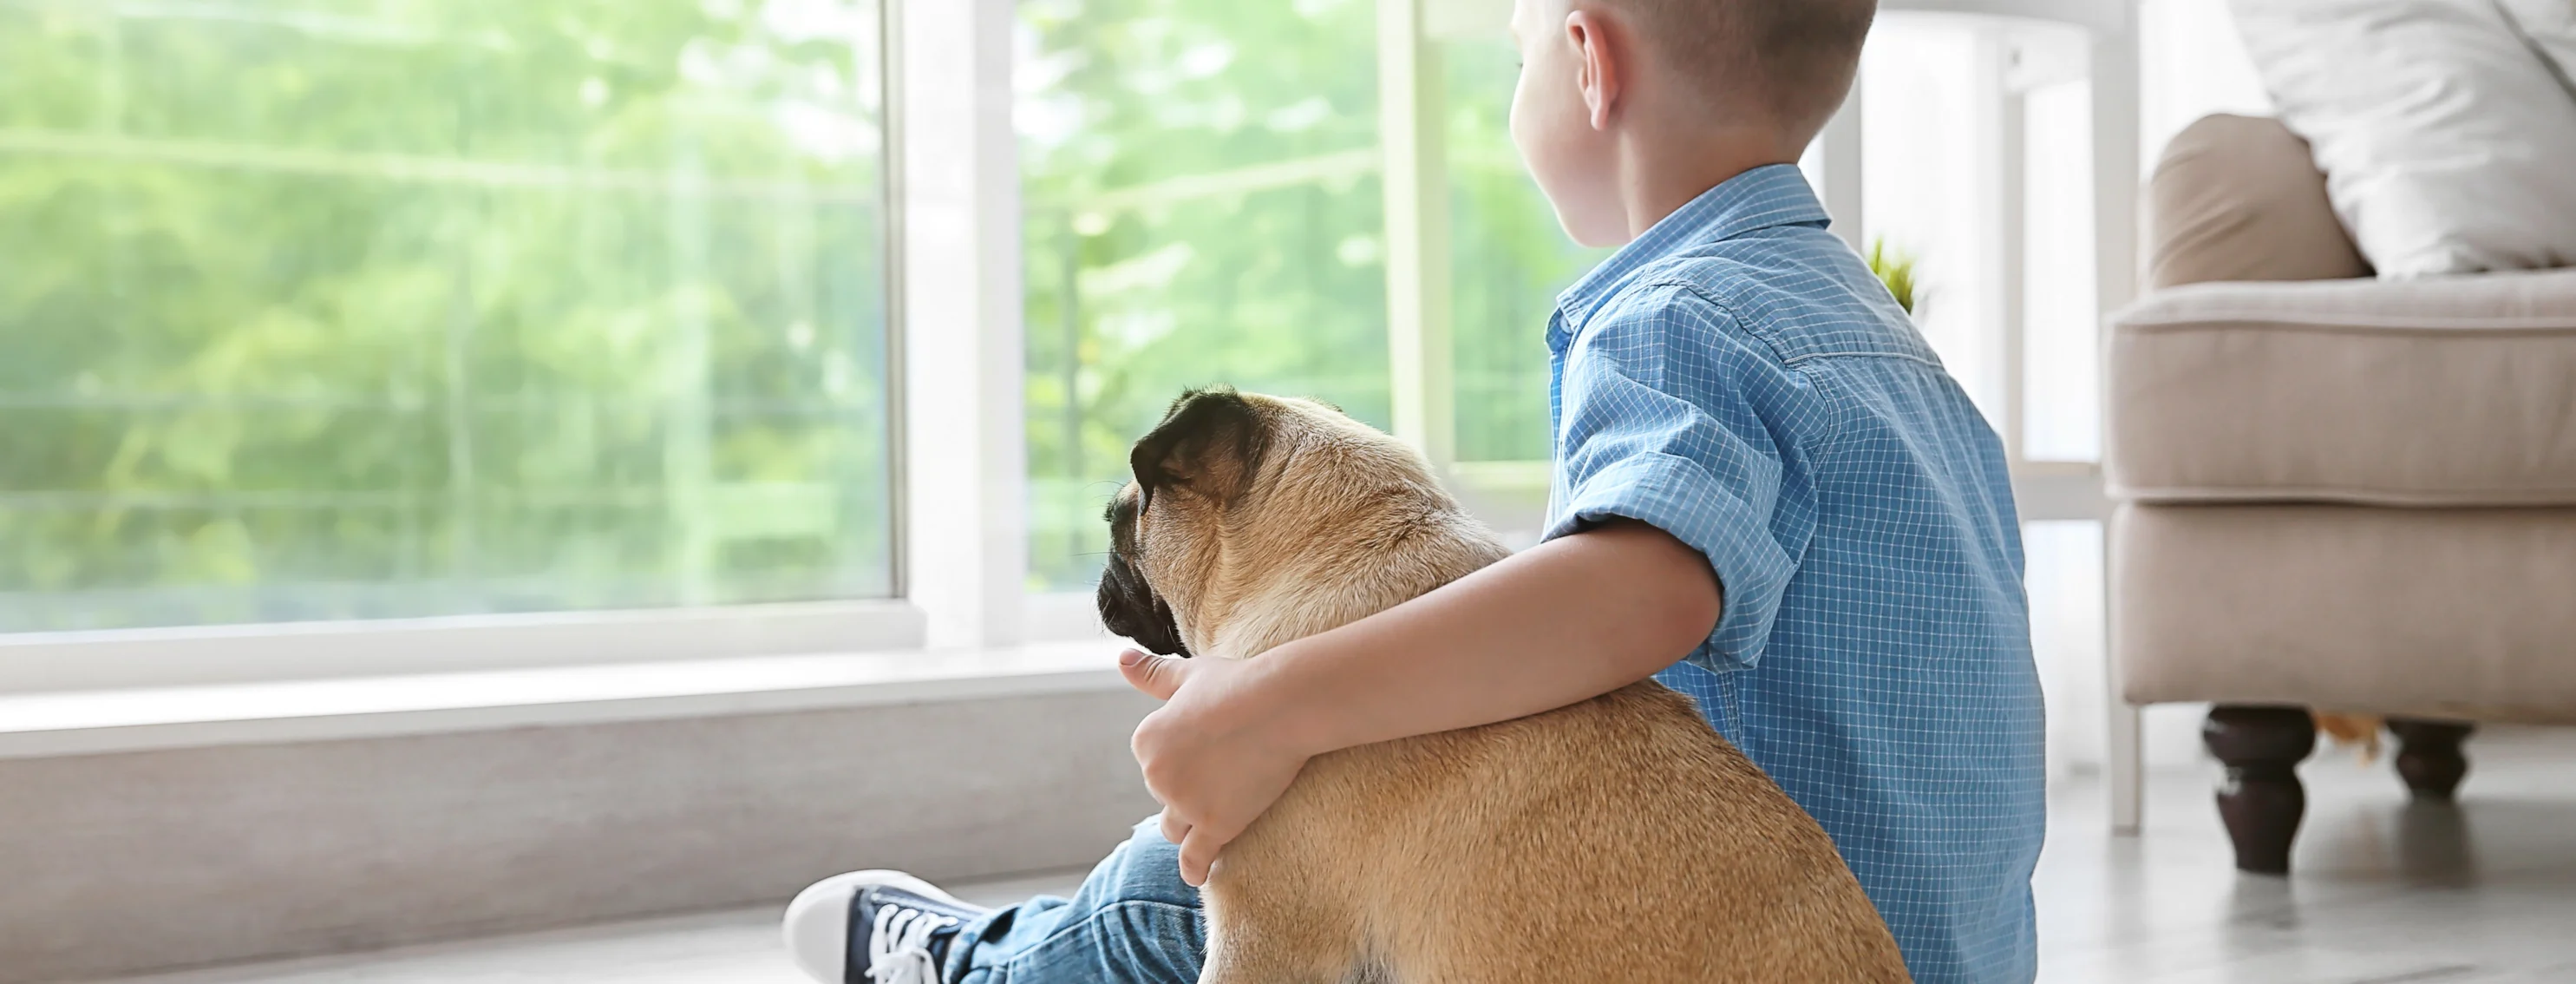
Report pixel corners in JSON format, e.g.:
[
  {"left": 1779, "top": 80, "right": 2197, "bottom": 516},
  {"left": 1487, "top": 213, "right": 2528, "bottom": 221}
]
[{"left": 1130, "top": 388, "right": 1267, "bottom": 509}]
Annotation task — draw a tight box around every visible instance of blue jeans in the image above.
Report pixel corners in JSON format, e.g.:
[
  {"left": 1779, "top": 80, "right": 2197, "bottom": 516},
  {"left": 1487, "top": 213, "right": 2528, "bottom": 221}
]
[{"left": 941, "top": 816, "right": 1207, "bottom": 984}]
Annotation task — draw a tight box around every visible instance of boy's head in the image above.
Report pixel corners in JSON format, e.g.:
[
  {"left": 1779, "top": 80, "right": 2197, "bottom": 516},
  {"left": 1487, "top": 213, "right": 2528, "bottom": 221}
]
[{"left": 1510, "top": 0, "right": 1874, "bottom": 246}]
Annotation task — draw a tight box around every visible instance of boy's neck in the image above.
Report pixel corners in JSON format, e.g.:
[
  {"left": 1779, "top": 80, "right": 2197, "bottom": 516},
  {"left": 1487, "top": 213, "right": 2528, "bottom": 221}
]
[{"left": 1612, "top": 124, "right": 1802, "bottom": 241}]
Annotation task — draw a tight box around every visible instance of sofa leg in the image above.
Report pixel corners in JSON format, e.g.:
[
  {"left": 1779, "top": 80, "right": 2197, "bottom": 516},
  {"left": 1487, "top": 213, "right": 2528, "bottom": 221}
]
[
  {"left": 2388, "top": 718, "right": 2475, "bottom": 801},
  {"left": 2203, "top": 705, "right": 2315, "bottom": 876}
]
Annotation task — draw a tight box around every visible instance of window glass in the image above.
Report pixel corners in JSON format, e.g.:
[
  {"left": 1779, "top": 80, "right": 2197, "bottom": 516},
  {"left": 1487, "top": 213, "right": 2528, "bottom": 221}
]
[
  {"left": 1445, "top": 38, "right": 1608, "bottom": 464},
  {"left": 0, "top": 0, "right": 892, "bottom": 631},
  {"left": 1020, "top": 0, "right": 1389, "bottom": 591}
]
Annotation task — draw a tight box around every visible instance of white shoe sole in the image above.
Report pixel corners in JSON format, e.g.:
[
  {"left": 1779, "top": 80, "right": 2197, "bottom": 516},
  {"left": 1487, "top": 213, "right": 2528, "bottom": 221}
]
[{"left": 781, "top": 869, "right": 972, "bottom": 983}]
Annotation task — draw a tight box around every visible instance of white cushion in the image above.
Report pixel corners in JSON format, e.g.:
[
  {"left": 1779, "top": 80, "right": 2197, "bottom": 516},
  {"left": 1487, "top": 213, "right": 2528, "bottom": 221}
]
[
  {"left": 2230, "top": 0, "right": 2576, "bottom": 279},
  {"left": 2498, "top": 0, "right": 2576, "bottom": 88}
]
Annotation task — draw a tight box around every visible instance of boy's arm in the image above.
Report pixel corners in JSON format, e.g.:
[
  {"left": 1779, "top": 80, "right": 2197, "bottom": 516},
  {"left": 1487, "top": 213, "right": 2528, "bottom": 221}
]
[
  {"left": 1121, "top": 519, "right": 1719, "bottom": 885},
  {"left": 1258, "top": 518, "right": 1718, "bottom": 751}
]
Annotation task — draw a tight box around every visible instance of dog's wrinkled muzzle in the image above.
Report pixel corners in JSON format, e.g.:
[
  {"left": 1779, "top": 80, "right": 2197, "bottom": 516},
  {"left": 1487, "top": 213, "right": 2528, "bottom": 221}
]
[{"left": 1097, "top": 552, "right": 1189, "bottom": 658}]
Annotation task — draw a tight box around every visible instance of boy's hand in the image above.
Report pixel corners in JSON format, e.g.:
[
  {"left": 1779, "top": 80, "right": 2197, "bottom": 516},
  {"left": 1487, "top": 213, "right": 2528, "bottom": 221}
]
[
  {"left": 1112, "top": 522, "right": 1717, "bottom": 889},
  {"left": 1119, "top": 647, "right": 1311, "bottom": 888}
]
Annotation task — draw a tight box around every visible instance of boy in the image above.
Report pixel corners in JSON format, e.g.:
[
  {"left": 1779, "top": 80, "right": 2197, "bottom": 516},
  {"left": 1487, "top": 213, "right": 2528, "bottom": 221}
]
[{"left": 786, "top": 0, "right": 2043, "bottom": 980}]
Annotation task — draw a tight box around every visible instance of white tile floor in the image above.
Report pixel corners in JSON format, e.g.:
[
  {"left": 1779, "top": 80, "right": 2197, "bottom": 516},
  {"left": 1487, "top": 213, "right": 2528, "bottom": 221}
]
[{"left": 89, "top": 729, "right": 2576, "bottom": 984}]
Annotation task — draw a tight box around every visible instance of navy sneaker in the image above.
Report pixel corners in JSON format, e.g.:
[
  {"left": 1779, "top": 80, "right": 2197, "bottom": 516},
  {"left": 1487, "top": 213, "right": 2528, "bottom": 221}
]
[{"left": 783, "top": 869, "right": 991, "bottom": 984}]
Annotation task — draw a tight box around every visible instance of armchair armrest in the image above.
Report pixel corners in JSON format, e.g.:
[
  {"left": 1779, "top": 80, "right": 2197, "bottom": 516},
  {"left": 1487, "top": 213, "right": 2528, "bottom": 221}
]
[{"left": 2106, "top": 269, "right": 2576, "bottom": 505}]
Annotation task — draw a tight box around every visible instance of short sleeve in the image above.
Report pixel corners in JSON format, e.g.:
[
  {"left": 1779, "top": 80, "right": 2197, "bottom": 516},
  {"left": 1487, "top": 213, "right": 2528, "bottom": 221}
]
[{"left": 1544, "top": 288, "right": 1820, "bottom": 672}]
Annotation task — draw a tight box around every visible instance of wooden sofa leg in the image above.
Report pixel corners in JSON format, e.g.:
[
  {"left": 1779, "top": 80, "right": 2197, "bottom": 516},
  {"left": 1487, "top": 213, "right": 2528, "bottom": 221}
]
[
  {"left": 2388, "top": 718, "right": 2475, "bottom": 801},
  {"left": 2203, "top": 705, "right": 2315, "bottom": 876}
]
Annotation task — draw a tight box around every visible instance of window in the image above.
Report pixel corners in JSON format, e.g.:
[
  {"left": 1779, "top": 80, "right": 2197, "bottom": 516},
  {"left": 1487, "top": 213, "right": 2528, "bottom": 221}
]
[
  {"left": 0, "top": 0, "right": 893, "bottom": 633},
  {"left": 1018, "top": 0, "right": 1389, "bottom": 591},
  {"left": 1444, "top": 37, "right": 1606, "bottom": 466}
]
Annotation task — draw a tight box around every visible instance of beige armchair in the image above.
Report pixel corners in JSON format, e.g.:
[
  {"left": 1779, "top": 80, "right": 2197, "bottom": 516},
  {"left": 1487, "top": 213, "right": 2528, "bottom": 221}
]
[{"left": 2105, "top": 115, "right": 2576, "bottom": 874}]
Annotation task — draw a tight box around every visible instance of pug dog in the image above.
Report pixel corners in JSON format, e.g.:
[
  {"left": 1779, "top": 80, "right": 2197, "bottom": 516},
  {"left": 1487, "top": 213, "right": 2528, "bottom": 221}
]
[{"left": 1097, "top": 388, "right": 1911, "bottom": 983}]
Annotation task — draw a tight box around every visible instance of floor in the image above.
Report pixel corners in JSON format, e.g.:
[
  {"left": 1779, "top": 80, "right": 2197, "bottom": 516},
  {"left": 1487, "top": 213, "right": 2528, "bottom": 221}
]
[
  {"left": 88, "top": 729, "right": 2576, "bottom": 984},
  {"left": 2039, "top": 728, "right": 2576, "bottom": 982}
]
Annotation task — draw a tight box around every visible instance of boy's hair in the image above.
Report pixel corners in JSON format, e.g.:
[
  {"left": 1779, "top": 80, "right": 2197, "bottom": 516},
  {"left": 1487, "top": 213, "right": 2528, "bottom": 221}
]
[{"left": 1612, "top": 0, "right": 1876, "bottom": 145}]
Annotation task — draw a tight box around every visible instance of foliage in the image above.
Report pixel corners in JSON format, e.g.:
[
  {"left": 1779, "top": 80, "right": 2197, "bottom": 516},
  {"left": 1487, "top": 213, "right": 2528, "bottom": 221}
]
[
  {"left": 0, "top": 0, "right": 892, "bottom": 630},
  {"left": 1018, "top": 0, "right": 1383, "bottom": 589},
  {"left": 1867, "top": 235, "right": 1921, "bottom": 315},
  {"left": 1020, "top": 1, "right": 1595, "bottom": 587}
]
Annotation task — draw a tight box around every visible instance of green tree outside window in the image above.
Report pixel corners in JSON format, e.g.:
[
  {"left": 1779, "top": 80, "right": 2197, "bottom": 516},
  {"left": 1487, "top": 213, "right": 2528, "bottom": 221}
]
[
  {"left": 0, "top": 0, "right": 893, "bottom": 631},
  {"left": 1019, "top": 0, "right": 1589, "bottom": 590}
]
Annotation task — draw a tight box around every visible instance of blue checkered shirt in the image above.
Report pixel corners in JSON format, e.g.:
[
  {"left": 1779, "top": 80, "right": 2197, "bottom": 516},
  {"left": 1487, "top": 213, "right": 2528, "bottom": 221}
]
[{"left": 1543, "top": 164, "right": 2044, "bottom": 983}]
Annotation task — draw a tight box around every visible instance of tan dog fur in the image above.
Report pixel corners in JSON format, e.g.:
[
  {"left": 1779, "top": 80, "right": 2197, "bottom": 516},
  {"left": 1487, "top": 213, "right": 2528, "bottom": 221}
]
[
  {"left": 1097, "top": 390, "right": 1910, "bottom": 984},
  {"left": 2314, "top": 712, "right": 2385, "bottom": 761}
]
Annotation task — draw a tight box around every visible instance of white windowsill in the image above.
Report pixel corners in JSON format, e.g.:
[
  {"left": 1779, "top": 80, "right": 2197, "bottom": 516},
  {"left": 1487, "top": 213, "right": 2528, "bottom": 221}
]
[
  {"left": 2, "top": 594, "right": 1124, "bottom": 695},
  {"left": 0, "top": 640, "right": 1132, "bottom": 761},
  {"left": 0, "top": 599, "right": 932, "bottom": 694}
]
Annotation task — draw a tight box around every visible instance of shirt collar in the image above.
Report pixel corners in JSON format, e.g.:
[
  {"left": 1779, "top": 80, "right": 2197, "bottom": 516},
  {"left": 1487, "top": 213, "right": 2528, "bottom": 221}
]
[{"left": 1551, "top": 163, "right": 1834, "bottom": 338}]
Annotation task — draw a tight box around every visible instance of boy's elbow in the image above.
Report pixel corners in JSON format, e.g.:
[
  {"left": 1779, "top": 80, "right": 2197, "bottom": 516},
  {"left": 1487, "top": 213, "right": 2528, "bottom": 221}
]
[
  {"left": 1650, "top": 557, "right": 1723, "bottom": 656},
  {"left": 1593, "top": 522, "right": 1723, "bottom": 661}
]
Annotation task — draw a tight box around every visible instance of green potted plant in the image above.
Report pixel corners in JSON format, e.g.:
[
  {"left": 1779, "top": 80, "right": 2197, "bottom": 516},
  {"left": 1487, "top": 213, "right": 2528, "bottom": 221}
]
[{"left": 1866, "top": 236, "right": 1922, "bottom": 318}]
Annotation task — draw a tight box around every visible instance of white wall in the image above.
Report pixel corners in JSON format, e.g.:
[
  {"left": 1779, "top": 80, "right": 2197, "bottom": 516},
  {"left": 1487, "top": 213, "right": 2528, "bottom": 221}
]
[
  {"left": 2141, "top": 0, "right": 2274, "bottom": 167},
  {"left": 0, "top": 690, "right": 1161, "bottom": 984}
]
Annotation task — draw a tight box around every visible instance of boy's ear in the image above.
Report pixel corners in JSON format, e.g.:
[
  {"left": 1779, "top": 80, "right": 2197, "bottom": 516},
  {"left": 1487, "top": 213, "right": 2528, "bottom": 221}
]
[
  {"left": 1566, "top": 10, "right": 1621, "bottom": 130},
  {"left": 1131, "top": 388, "right": 1268, "bottom": 509}
]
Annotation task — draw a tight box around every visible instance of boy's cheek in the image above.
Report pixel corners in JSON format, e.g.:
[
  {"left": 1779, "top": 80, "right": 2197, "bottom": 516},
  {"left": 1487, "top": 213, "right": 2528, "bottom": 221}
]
[
  {"left": 1509, "top": 60, "right": 1622, "bottom": 246},
  {"left": 1513, "top": 121, "right": 1608, "bottom": 245},
  {"left": 1508, "top": 77, "right": 1571, "bottom": 186}
]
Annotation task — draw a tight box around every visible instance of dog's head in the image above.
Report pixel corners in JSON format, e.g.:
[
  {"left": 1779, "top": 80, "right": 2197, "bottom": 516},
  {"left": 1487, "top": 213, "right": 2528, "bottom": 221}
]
[{"left": 1096, "top": 388, "right": 1504, "bottom": 659}]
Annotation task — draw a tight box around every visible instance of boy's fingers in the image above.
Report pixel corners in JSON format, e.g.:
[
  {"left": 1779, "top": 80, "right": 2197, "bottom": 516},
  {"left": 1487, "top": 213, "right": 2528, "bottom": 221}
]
[
  {"left": 1119, "top": 648, "right": 1189, "bottom": 700},
  {"left": 1177, "top": 829, "right": 1221, "bottom": 887},
  {"left": 1158, "top": 810, "right": 1191, "bottom": 847}
]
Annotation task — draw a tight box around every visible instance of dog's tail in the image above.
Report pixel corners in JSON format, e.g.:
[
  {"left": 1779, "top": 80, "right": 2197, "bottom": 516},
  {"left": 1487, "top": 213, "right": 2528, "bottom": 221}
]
[{"left": 2312, "top": 711, "right": 2384, "bottom": 762}]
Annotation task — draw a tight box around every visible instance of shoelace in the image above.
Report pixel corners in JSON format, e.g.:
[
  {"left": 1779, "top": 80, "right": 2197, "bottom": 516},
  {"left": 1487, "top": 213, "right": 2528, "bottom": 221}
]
[{"left": 866, "top": 903, "right": 959, "bottom": 984}]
